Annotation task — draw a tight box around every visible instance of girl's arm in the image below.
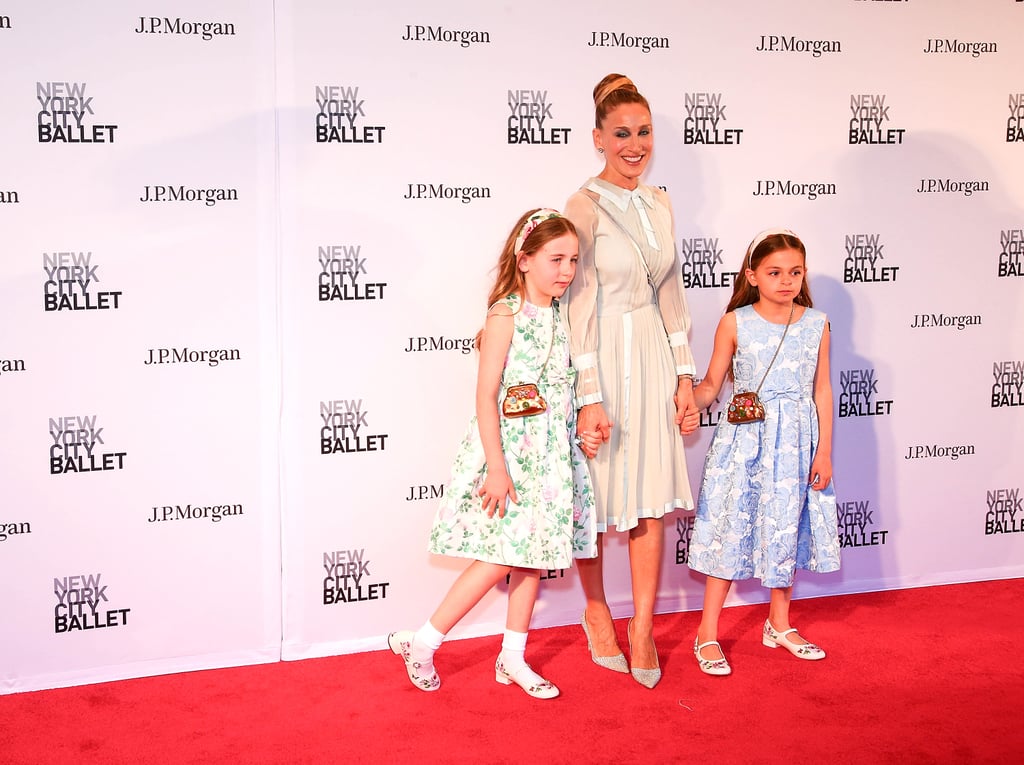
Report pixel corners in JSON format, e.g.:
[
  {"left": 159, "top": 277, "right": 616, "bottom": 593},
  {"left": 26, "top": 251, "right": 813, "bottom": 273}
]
[
  {"left": 809, "top": 321, "right": 833, "bottom": 490},
  {"left": 475, "top": 305, "right": 518, "bottom": 518},
  {"left": 692, "top": 312, "right": 737, "bottom": 411}
]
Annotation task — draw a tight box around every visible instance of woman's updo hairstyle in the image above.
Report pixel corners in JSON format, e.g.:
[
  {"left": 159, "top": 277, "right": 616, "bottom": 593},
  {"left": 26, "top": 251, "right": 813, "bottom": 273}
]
[{"left": 593, "top": 73, "right": 650, "bottom": 128}]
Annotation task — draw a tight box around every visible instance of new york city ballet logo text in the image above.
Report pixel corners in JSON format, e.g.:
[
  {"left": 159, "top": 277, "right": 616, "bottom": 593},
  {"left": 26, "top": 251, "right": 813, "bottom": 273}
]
[
  {"left": 999, "top": 229, "right": 1023, "bottom": 277},
  {"left": 674, "top": 516, "right": 695, "bottom": 565},
  {"left": 985, "top": 488, "right": 1022, "bottom": 535},
  {"left": 838, "top": 500, "right": 888, "bottom": 549},
  {"left": 54, "top": 574, "right": 131, "bottom": 633},
  {"left": 844, "top": 234, "right": 899, "bottom": 283},
  {"left": 683, "top": 93, "right": 743, "bottom": 145},
  {"left": 507, "top": 89, "right": 570, "bottom": 145},
  {"left": 315, "top": 86, "right": 385, "bottom": 144},
  {"left": 49, "top": 415, "right": 126, "bottom": 475},
  {"left": 991, "top": 361, "right": 1024, "bottom": 407},
  {"left": 849, "top": 94, "right": 905, "bottom": 145},
  {"left": 838, "top": 369, "right": 892, "bottom": 417},
  {"left": 319, "top": 245, "right": 386, "bottom": 301},
  {"left": 43, "top": 251, "right": 121, "bottom": 312},
  {"left": 680, "top": 237, "right": 737, "bottom": 289},
  {"left": 37, "top": 81, "right": 118, "bottom": 143},
  {"left": 320, "top": 399, "right": 389, "bottom": 454},
  {"left": 1009, "top": 93, "right": 1024, "bottom": 142},
  {"left": 323, "top": 549, "right": 390, "bottom": 604}
]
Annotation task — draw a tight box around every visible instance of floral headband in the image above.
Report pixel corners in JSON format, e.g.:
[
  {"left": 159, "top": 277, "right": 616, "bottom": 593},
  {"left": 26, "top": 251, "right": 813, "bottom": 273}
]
[{"left": 514, "top": 209, "right": 563, "bottom": 254}]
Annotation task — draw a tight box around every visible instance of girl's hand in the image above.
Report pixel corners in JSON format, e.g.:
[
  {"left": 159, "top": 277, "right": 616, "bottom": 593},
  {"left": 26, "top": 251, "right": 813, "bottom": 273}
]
[
  {"left": 574, "top": 428, "right": 603, "bottom": 459},
  {"left": 479, "top": 470, "right": 518, "bottom": 518},
  {"left": 577, "top": 404, "right": 613, "bottom": 444},
  {"left": 674, "top": 378, "right": 699, "bottom": 435},
  {"left": 809, "top": 453, "right": 832, "bottom": 491}
]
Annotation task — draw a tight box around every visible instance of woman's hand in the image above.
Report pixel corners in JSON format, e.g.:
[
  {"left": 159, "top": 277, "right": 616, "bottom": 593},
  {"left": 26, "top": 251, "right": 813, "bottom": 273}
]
[
  {"left": 577, "top": 403, "right": 613, "bottom": 446},
  {"left": 479, "top": 470, "right": 518, "bottom": 518},
  {"left": 674, "top": 377, "right": 699, "bottom": 436}
]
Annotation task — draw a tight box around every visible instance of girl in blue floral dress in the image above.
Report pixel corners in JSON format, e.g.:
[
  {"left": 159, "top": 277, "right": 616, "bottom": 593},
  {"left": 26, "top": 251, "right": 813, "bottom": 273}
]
[
  {"left": 687, "top": 229, "right": 840, "bottom": 676},
  {"left": 388, "top": 209, "right": 598, "bottom": 699}
]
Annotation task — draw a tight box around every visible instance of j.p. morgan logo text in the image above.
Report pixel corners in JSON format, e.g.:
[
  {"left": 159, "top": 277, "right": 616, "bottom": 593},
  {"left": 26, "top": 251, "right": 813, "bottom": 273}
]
[
  {"left": 1, "top": 521, "right": 30, "bottom": 542},
  {"left": 909, "top": 313, "right": 981, "bottom": 330},
  {"left": 1000, "top": 229, "right": 1023, "bottom": 277},
  {"left": 320, "top": 399, "right": 389, "bottom": 454},
  {"left": 404, "top": 336, "right": 473, "bottom": 354},
  {"left": 587, "top": 31, "right": 668, "bottom": 53},
  {"left": 323, "top": 549, "right": 390, "bottom": 604},
  {"left": 916, "top": 178, "right": 989, "bottom": 196},
  {"left": 507, "top": 89, "right": 570, "bottom": 145},
  {"left": 752, "top": 180, "right": 836, "bottom": 200},
  {"left": 43, "top": 251, "right": 121, "bottom": 311},
  {"left": 149, "top": 504, "right": 243, "bottom": 523},
  {"left": 403, "top": 183, "right": 491, "bottom": 204},
  {"left": 683, "top": 93, "right": 743, "bottom": 145},
  {"left": 1008, "top": 94, "right": 1024, "bottom": 143},
  {"left": 402, "top": 24, "right": 490, "bottom": 47},
  {"left": 756, "top": 35, "right": 840, "bottom": 57},
  {"left": 992, "top": 360, "right": 1024, "bottom": 408},
  {"left": 849, "top": 94, "right": 905, "bottom": 145},
  {"left": 838, "top": 369, "right": 892, "bottom": 417},
  {"left": 844, "top": 234, "right": 899, "bottom": 283},
  {"left": 37, "top": 81, "right": 118, "bottom": 143},
  {"left": 139, "top": 186, "right": 238, "bottom": 206},
  {"left": 838, "top": 500, "right": 888, "bottom": 549},
  {"left": 49, "top": 415, "right": 126, "bottom": 474},
  {"left": 680, "top": 237, "right": 737, "bottom": 289},
  {"left": 0, "top": 188, "right": 18, "bottom": 204},
  {"left": 318, "top": 245, "right": 386, "bottom": 301},
  {"left": 315, "top": 85, "right": 385, "bottom": 144},
  {"left": 923, "top": 39, "right": 996, "bottom": 58},
  {"left": 134, "top": 16, "right": 236, "bottom": 40},
  {"left": 986, "top": 488, "right": 1023, "bottom": 535},
  {"left": 54, "top": 574, "right": 130, "bottom": 633},
  {"left": 1, "top": 358, "right": 27, "bottom": 377},
  {"left": 905, "top": 443, "right": 975, "bottom": 461},
  {"left": 144, "top": 347, "right": 241, "bottom": 366}
]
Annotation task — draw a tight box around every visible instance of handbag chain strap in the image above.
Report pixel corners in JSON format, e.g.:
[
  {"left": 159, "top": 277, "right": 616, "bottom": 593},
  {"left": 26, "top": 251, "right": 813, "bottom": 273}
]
[{"left": 753, "top": 301, "right": 796, "bottom": 395}]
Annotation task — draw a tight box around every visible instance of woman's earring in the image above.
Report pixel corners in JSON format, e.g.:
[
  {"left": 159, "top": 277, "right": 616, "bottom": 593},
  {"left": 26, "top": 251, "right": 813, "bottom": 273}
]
[{"left": 597, "top": 148, "right": 605, "bottom": 154}]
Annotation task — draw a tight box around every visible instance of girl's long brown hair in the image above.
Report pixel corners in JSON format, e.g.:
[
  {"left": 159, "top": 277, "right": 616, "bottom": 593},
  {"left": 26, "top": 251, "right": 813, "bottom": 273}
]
[
  {"left": 474, "top": 209, "right": 578, "bottom": 349},
  {"left": 725, "top": 231, "right": 814, "bottom": 313}
]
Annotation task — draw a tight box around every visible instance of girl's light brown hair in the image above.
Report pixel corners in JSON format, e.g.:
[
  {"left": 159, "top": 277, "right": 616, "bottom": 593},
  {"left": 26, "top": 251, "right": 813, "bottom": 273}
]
[{"left": 726, "top": 231, "right": 814, "bottom": 314}]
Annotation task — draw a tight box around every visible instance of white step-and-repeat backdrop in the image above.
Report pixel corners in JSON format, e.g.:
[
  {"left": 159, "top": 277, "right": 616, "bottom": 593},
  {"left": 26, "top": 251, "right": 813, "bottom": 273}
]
[{"left": 1, "top": 0, "right": 1021, "bottom": 693}]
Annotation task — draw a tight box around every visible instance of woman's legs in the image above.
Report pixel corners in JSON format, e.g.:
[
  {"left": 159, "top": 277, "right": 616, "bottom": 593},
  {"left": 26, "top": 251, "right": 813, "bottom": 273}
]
[
  {"left": 626, "top": 517, "right": 662, "bottom": 669},
  {"left": 577, "top": 534, "right": 623, "bottom": 656}
]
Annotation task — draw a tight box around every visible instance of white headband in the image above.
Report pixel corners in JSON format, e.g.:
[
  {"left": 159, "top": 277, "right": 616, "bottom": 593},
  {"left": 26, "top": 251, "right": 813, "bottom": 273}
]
[{"left": 745, "top": 227, "right": 798, "bottom": 266}]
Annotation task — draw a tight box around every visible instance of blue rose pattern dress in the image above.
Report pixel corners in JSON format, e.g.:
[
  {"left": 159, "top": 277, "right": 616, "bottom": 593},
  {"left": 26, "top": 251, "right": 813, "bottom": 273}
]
[
  {"left": 687, "top": 305, "right": 840, "bottom": 587},
  {"left": 428, "top": 295, "right": 597, "bottom": 568}
]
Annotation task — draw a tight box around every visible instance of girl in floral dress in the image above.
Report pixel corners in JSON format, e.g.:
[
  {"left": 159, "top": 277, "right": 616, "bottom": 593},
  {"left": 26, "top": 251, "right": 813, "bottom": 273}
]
[
  {"left": 388, "top": 209, "right": 597, "bottom": 699},
  {"left": 687, "top": 229, "right": 840, "bottom": 676}
]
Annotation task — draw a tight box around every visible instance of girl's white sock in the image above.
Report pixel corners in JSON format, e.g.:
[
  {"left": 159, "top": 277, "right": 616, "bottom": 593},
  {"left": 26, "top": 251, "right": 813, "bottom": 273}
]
[
  {"left": 500, "top": 629, "right": 529, "bottom": 670},
  {"left": 411, "top": 620, "right": 445, "bottom": 669}
]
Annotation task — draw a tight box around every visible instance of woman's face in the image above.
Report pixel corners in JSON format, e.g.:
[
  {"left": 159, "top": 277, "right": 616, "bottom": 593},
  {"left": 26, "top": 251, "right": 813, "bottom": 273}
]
[{"left": 593, "top": 102, "right": 653, "bottom": 190}]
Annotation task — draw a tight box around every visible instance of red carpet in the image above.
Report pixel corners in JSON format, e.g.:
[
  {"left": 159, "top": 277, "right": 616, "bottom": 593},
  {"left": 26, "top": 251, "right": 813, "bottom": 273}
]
[{"left": 2, "top": 579, "right": 1021, "bottom": 764}]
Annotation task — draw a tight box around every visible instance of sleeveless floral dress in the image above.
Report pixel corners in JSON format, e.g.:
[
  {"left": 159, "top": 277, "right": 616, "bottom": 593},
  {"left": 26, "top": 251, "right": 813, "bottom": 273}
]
[
  {"left": 687, "top": 305, "right": 840, "bottom": 587},
  {"left": 428, "top": 295, "right": 597, "bottom": 568}
]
